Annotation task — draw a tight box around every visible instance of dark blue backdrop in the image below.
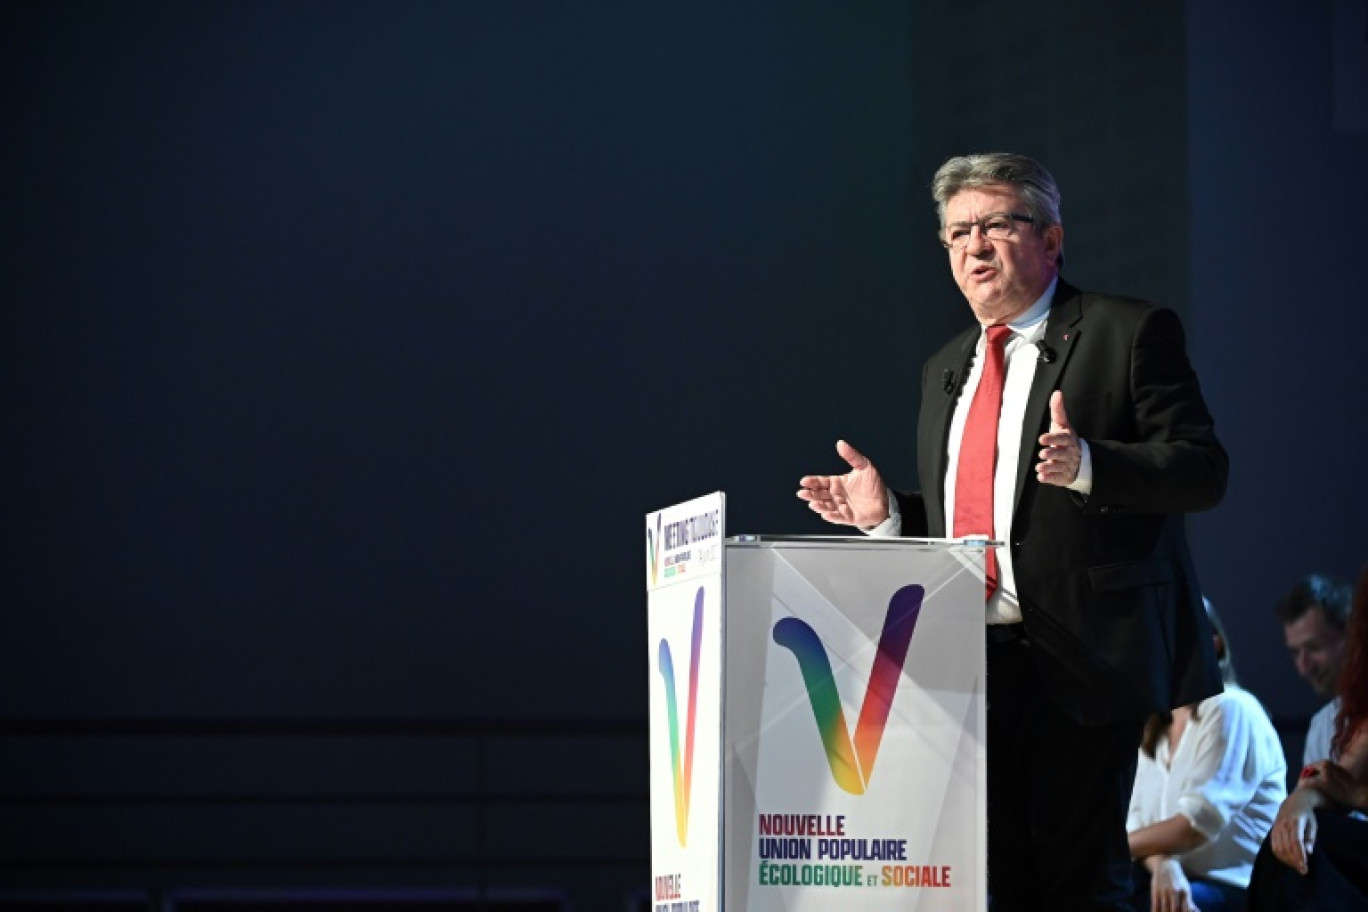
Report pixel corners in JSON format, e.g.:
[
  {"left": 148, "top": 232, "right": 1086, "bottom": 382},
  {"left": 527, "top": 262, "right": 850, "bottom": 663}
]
[
  {"left": 2, "top": 2, "right": 1366, "bottom": 872},
  {"left": 2, "top": 2, "right": 946, "bottom": 724}
]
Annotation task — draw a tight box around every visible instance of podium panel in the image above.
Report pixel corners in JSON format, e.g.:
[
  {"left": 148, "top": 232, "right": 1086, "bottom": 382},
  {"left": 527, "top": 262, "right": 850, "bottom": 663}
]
[{"left": 647, "top": 495, "right": 987, "bottom": 912}]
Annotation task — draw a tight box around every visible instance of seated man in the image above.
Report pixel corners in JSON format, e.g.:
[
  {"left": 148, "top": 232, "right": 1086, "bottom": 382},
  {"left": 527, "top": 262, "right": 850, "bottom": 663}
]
[
  {"left": 1275, "top": 575, "right": 1352, "bottom": 764},
  {"left": 1248, "top": 564, "right": 1368, "bottom": 911}
]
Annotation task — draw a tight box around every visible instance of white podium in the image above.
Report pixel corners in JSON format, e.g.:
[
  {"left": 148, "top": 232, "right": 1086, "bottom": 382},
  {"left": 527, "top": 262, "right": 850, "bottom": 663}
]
[{"left": 646, "top": 493, "right": 989, "bottom": 912}]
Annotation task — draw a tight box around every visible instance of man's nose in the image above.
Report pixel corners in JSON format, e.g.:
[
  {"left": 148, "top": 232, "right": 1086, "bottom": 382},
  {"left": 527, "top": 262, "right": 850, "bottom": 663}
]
[{"left": 966, "top": 226, "right": 993, "bottom": 254}]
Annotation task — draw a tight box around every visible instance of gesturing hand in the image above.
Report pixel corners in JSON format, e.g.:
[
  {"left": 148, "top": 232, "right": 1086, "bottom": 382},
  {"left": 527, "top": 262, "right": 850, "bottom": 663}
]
[
  {"left": 1036, "top": 390, "right": 1081, "bottom": 486},
  {"left": 796, "top": 440, "right": 889, "bottom": 529}
]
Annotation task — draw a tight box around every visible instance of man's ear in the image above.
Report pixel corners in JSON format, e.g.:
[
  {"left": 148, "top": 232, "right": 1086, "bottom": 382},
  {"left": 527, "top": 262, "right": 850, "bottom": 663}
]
[{"left": 1044, "top": 223, "right": 1064, "bottom": 267}]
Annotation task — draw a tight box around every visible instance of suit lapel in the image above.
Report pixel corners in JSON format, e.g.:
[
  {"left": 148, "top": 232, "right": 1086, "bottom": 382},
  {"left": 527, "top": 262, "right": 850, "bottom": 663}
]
[
  {"left": 1011, "top": 281, "right": 1085, "bottom": 519},
  {"left": 921, "top": 326, "right": 978, "bottom": 536}
]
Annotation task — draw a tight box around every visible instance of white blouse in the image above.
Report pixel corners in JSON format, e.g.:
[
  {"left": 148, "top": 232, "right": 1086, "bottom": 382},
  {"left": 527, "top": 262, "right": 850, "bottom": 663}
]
[
  {"left": 1303, "top": 698, "right": 1340, "bottom": 765},
  {"left": 1126, "top": 685, "right": 1288, "bottom": 888}
]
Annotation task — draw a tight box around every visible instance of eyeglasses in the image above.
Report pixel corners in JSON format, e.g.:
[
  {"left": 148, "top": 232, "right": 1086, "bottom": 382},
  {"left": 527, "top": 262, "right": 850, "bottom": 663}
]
[{"left": 941, "top": 212, "right": 1035, "bottom": 250}]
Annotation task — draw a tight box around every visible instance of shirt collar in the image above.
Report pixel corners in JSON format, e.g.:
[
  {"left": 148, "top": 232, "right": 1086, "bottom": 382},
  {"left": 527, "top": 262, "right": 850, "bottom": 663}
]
[{"left": 996, "top": 276, "right": 1057, "bottom": 345}]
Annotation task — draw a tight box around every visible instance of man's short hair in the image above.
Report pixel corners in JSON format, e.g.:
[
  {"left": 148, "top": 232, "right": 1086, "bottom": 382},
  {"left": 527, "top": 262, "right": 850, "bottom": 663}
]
[
  {"left": 931, "top": 152, "right": 1064, "bottom": 267},
  {"left": 1275, "top": 574, "right": 1353, "bottom": 630},
  {"left": 931, "top": 152, "right": 1063, "bottom": 230}
]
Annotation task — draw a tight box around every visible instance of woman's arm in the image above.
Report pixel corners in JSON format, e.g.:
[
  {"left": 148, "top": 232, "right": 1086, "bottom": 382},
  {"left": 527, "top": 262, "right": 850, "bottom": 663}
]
[
  {"left": 1269, "top": 784, "right": 1328, "bottom": 874},
  {"left": 1293, "top": 725, "right": 1368, "bottom": 819},
  {"left": 1129, "top": 814, "right": 1209, "bottom": 912},
  {"left": 1128, "top": 814, "right": 1208, "bottom": 860},
  {"left": 1299, "top": 761, "right": 1368, "bottom": 811}
]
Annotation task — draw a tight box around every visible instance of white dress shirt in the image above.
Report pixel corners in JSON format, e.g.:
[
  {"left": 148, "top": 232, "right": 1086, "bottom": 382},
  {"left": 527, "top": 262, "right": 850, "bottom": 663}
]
[{"left": 870, "top": 277, "right": 1092, "bottom": 623}]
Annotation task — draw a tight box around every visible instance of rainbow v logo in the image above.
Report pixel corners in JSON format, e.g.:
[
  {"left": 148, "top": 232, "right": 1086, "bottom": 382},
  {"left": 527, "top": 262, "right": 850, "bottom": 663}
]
[
  {"left": 657, "top": 587, "right": 703, "bottom": 844},
  {"left": 646, "top": 514, "right": 662, "bottom": 587},
  {"left": 772, "top": 584, "right": 923, "bottom": 795}
]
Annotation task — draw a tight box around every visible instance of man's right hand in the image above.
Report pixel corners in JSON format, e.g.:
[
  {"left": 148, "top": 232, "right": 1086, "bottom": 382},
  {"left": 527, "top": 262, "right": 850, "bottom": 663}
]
[{"left": 796, "top": 440, "right": 889, "bottom": 529}]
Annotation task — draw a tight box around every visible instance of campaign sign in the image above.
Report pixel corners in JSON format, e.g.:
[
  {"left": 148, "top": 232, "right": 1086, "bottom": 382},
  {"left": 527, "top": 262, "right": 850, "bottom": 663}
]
[
  {"left": 647, "top": 493, "right": 725, "bottom": 912},
  {"left": 723, "top": 540, "right": 986, "bottom": 912}
]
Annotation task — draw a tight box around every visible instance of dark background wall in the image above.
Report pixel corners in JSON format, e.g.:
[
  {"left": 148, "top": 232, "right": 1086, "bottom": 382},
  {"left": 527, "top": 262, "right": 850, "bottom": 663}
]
[
  {"left": 2, "top": 1, "right": 933, "bottom": 727},
  {"left": 2, "top": 1, "right": 1364, "bottom": 907},
  {"left": 1186, "top": 0, "right": 1368, "bottom": 722}
]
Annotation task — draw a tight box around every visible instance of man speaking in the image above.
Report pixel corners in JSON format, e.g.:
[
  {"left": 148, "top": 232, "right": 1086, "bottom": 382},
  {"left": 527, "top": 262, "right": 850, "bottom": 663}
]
[{"left": 797, "top": 153, "right": 1227, "bottom": 911}]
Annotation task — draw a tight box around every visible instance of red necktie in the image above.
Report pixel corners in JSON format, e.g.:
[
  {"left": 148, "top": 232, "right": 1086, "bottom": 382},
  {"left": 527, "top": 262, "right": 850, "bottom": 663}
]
[{"left": 953, "top": 324, "right": 1012, "bottom": 598}]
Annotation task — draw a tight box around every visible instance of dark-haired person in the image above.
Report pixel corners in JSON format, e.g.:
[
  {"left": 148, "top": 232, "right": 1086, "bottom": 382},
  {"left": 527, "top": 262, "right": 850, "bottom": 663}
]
[
  {"left": 1275, "top": 575, "right": 1352, "bottom": 764},
  {"left": 1247, "top": 565, "right": 1368, "bottom": 911},
  {"left": 797, "top": 152, "right": 1226, "bottom": 911},
  {"left": 1127, "top": 599, "right": 1286, "bottom": 912}
]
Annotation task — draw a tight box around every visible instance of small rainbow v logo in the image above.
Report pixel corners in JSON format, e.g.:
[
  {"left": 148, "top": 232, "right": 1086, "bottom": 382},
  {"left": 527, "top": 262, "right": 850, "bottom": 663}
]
[
  {"left": 646, "top": 514, "right": 662, "bottom": 587},
  {"left": 658, "top": 587, "right": 704, "bottom": 844},
  {"left": 772, "top": 584, "right": 923, "bottom": 795}
]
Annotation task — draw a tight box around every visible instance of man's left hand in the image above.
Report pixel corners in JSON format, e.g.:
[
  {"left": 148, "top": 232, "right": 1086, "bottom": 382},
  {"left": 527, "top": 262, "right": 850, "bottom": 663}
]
[{"left": 1036, "top": 390, "right": 1081, "bottom": 486}]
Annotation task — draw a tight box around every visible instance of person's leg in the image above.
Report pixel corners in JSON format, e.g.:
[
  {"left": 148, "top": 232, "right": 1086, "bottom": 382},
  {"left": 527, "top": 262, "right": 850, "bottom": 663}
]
[
  {"left": 1303, "top": 811, "right": 1368, "bottom": 905},
  {"left": 1027, "top": 690, "right": 1141, "bottom": 910},
  {"left": 1245, "top": 812, "right": 1368, "bottom": 910},
  {"left": 1246, "top": 836, "right": 1309, "bottom": 912},
  {"left": 986, "top": 636, "right": 1044, "bottom": 909},
  {"left": 986, "top": 636, "right": 1141, "bottom": 912},
  {"left": 1188, "top": 878, "right": 1245, "bottom": 912},
  {"left": 1130, "top": 862, "right": 1152, "bottom": 912}
]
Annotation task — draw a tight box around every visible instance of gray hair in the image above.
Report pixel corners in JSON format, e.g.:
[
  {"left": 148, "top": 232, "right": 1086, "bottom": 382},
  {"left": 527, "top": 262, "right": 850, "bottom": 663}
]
[
  {"left": 931, "top": 153, "right": 1065, "bottom": 267},
  {"left": 932, "top": 153, "right": 1062, "bottom": 226}
]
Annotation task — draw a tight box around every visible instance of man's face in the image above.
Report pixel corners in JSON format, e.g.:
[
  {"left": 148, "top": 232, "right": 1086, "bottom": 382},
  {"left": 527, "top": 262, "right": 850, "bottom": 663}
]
[
  {"left": 943, "top": 185, "right": 1063, "bottom": 325},
  {"left": 1283, "top": 606, "right": 1348, "bottom": 697}
]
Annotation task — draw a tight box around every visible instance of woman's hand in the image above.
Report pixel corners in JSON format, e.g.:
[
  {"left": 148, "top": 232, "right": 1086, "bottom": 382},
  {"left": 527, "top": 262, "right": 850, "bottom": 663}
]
[
  {"left": 1269, "top": 788, "right": 1321, "bottom": 875},
  {"left": 1148, "top": 856, "right": 1200, "bottom": 912}
]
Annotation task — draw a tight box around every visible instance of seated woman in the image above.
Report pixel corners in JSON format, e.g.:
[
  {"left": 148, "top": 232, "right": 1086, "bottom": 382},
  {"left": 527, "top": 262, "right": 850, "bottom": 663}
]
[
  {"left": 1247, "top": 564, "right": 1368, "bottom": 911},
  {"left": 1128, "top": 598, "right": 1287, "bottom": 912}
]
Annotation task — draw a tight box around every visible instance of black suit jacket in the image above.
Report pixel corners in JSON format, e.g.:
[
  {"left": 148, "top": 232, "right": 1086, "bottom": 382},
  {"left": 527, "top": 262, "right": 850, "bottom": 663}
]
[{"left": 895, "top": 280, "right": 1227, "bottom": 725}]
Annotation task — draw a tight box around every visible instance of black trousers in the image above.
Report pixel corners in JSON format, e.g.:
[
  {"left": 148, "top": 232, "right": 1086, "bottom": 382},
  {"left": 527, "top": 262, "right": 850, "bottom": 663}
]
[
  {"left": 986, "top": 633, "right": 1143, "bottom": 912},
  {"left": 1246, "top": 810, "right": 1368, "bottom": 911}
]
